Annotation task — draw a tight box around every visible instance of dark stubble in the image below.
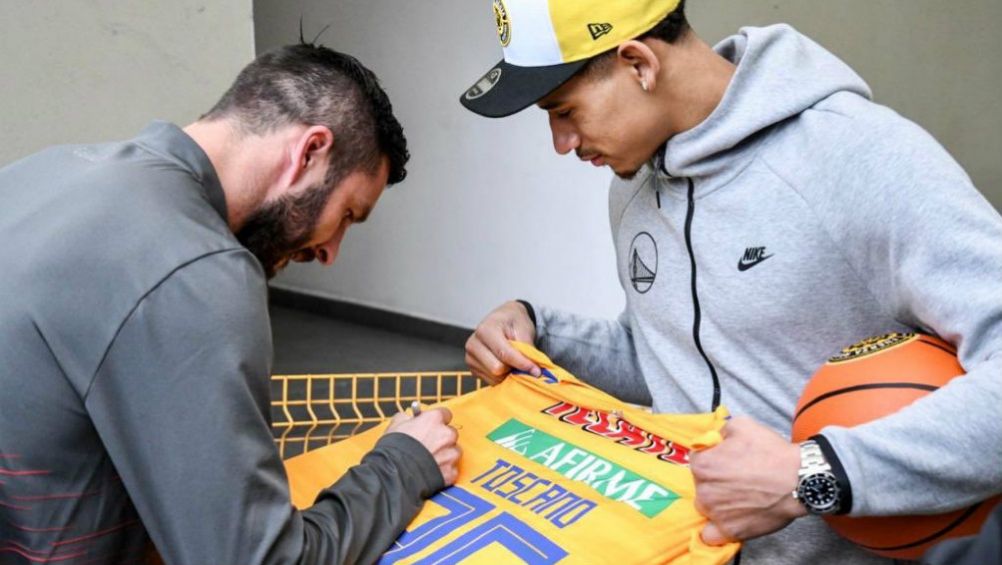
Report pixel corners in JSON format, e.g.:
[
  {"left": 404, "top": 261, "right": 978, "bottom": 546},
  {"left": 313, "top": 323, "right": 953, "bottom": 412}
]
[{"left": 236, "top": 182, "right": 331, "bottom": 279}]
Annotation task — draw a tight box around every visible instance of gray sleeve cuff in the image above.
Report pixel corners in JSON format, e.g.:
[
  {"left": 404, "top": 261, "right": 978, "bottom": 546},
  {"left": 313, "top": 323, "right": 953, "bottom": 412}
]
[
  {"left": 515, "top": 299, "right": 537, "bottom": 329},
  {"left": 812, "top": 434, "right": 853, "bottom": 515},
  {"left": 374, "top": 432, "right": 444, "bottom": 497}
]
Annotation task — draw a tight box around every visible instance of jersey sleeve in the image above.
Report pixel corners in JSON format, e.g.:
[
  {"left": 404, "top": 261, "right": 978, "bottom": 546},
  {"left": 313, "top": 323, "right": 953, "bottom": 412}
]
[{"left": 84, "top": 250, "right": 443, "bottom": 564}]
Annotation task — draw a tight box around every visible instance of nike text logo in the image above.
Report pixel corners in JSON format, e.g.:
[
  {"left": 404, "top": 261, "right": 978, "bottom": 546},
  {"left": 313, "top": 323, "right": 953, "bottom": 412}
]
[{"left": 737, "top": 246, "right": 773, "bottom": 271}]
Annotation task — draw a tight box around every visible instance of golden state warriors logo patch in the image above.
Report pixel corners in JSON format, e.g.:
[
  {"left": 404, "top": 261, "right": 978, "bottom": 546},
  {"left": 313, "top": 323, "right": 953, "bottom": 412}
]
[
  {"left": 628, "top": 232, "right": 658, "bottom": 294},
  {"left": 494, "top": 0, "right": 511, "bottom": 47},
  {"left": 829, "top": 332, "right": 917, "bottom": 363}
]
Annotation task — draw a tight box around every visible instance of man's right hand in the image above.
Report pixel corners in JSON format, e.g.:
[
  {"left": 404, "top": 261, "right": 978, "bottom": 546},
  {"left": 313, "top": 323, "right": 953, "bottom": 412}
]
[
  {"left": 465, "top": 301, "right": 542, "bottom": 385},
  {"left": 386, "top": 408, "right": 461, "bottom": 486}
]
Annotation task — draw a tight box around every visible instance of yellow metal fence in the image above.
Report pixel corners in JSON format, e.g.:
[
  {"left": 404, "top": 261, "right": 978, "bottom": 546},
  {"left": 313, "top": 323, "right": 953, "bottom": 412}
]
[{"left": 271, "top": 371, "right": 483, "bottom": 459}]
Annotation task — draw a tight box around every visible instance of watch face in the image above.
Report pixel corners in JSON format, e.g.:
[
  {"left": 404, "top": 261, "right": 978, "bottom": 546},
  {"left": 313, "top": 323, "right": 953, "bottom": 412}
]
[{"left": 799, "top": 473, "right": 840, "bottom": 513}]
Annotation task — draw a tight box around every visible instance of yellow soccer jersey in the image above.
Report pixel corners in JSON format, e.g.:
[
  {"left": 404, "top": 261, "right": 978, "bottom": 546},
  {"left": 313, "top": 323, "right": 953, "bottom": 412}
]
[{"left": 284, "top": 343, "right": 740, "bottom": 565}]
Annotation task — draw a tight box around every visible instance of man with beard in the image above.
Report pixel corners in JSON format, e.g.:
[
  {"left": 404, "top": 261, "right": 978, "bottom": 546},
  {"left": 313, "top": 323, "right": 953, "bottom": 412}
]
[
  {"left": 461, "top": 0, "right": 1002, "bottom": 564},
  {"left": 0, "top": 43, "right": 460, "bottom": 564}
]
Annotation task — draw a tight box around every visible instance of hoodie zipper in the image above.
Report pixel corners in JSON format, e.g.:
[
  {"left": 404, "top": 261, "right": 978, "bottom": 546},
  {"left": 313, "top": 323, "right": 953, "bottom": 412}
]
[
  {"left": 682, "top": 177, "right": 722, "bottom": 411},
  {"left": 676, "top": 174, "right": 734, "bottom": 563}
]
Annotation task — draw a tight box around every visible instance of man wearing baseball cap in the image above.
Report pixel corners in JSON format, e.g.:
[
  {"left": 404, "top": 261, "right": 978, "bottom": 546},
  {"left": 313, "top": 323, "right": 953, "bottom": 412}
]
[{"left": 462, "top": 1, "right": 1002, "bottom": 564}]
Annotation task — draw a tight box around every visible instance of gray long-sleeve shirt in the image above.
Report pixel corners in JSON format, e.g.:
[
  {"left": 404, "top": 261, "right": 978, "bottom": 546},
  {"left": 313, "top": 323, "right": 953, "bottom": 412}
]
[
  {"left": 534, "top": 25, "right": 1002, "bottom": 564},
  {"left": 0, "top": 121, "right": 442, "bottom": 564}
]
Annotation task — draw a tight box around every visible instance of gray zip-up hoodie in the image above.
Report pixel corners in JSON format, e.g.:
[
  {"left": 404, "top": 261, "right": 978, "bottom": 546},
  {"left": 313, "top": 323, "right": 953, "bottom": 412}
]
[{"left": 534, "top": 24, "right": 1002, "bottom": 564}]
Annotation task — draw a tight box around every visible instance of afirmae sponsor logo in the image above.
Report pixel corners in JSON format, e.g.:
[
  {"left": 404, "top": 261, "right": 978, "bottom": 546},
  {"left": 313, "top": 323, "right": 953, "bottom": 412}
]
[
  {"left": 487, "top": 419, "right": 679, "bottom": 518},
  {"left": 541, "top": 402, "right": 691, "bottom": 466}
]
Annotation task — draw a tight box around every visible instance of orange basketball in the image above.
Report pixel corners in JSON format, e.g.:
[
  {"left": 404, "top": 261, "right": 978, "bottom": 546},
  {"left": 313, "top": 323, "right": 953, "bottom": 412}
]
[{"left": 792, "top": 332, "right": 1001, "bottom": 559}]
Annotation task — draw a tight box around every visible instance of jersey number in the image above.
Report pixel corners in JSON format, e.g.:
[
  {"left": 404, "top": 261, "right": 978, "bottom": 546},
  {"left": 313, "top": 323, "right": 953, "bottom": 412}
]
[{"left": 380, "top": 487, "right": 567, "bottom": 564}]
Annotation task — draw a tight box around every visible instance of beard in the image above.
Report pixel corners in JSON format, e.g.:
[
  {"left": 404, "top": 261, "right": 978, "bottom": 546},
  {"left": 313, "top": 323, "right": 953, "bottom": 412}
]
[{"left": 236, "top": 182, "right": 331, "bottom": 280}]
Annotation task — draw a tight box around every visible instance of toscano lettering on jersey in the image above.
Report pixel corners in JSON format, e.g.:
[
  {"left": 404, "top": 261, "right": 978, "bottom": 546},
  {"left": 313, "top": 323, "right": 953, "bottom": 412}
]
[{"left": 283, "top": 341, "right": 741, "bottom": 564}]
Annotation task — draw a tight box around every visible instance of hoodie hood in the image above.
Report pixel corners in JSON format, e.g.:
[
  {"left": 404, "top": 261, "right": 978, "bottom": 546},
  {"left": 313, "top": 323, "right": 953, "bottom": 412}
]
[{"left": 661, "top": 24, "right": 872, "bottom": 180}]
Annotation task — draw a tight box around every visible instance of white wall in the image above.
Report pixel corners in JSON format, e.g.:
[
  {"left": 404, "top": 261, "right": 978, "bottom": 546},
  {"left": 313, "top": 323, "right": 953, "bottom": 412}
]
[
  {"left": 690, "top": 0, "right": 1002, "bottom": 204},
  {"left": 0, "top": 0, "right": 255, "bottom": 165},
  {"left": 256, "top": 0, "right": 1002, "bottom": 329}
]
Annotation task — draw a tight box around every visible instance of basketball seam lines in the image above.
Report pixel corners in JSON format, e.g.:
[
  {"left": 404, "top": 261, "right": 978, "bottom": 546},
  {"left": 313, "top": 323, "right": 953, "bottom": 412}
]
[
  {"left": 793, "top": 383, "right": 939, "bottom": 421},
  {"left": 916, "top": 337, "right": 958, "bottom": 357},
  {"left": 856, "top": 501, "right": 984, "bottom": 551}
]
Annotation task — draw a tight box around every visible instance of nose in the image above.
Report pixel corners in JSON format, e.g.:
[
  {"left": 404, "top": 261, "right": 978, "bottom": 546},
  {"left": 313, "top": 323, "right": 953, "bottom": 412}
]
[
  {"left": 549, "top": 117, "right": 580, "bottom": 156},
  {"left": 313, "top": 239, "right": 341, "bottom": 266}
]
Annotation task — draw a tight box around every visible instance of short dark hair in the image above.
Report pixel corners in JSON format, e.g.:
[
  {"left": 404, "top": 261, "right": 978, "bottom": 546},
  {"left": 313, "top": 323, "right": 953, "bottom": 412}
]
[
  {"left": 581, "top": 0, "right": 689, "bottom": 79},
  {"left": 203, "top": 42, "right": 409, "bottom": 189}
]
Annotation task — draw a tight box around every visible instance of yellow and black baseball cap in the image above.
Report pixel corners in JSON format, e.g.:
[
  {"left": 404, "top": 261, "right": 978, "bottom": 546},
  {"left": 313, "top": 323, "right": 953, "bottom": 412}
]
[{"left": 460, "top": 0, "right": 682, "bottom": 118}]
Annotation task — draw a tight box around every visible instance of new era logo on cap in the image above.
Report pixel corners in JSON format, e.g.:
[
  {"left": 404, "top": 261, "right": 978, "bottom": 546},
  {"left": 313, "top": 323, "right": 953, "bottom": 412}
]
[
  {"left": 588, "top": 23, "right": 614, "bottom": 40},
  {"left": 460, "top": 0, "right": 681, "bottom": 118}
]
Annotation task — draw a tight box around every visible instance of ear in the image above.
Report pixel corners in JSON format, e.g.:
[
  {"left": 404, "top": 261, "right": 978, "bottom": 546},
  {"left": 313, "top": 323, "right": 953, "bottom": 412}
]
[
  {"left": 289, "top": 125, "right": 335, "bottom": 185},
  {"left": 616, "top": 40, "right": 661, "bottom": 92}
]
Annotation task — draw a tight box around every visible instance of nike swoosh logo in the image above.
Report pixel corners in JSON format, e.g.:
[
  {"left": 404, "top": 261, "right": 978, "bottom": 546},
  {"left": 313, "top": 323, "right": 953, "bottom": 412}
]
[{"left": 737, "top": 254, "right": 773, "bottom": 271}]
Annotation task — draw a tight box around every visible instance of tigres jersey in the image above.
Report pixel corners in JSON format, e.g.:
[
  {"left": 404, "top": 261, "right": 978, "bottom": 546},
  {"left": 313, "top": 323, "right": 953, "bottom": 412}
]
[{"left": 284, "top": 343, "right": 741, "bottom": 564}]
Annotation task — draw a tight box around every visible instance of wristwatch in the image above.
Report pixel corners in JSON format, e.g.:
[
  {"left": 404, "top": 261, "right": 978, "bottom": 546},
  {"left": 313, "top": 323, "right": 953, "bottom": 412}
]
[{"left": 792, "top": 440, "right": 842, "bottom": 515}]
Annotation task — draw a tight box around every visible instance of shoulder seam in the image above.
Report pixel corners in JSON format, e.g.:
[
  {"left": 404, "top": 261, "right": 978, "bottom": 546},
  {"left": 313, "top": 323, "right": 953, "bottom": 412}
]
[
  {"left": 803, "top": 106, "right": 854, "bottom": 120},
  {"left": 611, "top": 170, "right": 656, "bottom": 232},
  {"left": 31, "top": 319, "right": 76, "bottom": 401},
  {"left": 756, "top": 154, "right": 898, "bottom": 323},
  {"left": 83, "top": 247, "right": 256, "bottom": 401}
]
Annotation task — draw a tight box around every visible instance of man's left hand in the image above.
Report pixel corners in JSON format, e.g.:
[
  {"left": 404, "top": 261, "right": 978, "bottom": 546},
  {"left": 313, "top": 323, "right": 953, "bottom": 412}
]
[{"left": 690, "top": 416, "right": 807, "bottom": 545}]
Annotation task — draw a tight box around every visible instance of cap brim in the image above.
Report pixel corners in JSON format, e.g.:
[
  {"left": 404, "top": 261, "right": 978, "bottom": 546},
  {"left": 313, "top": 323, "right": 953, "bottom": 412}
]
[{"left": 460, "top": 58, "right": 588, "bottom": 118}]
